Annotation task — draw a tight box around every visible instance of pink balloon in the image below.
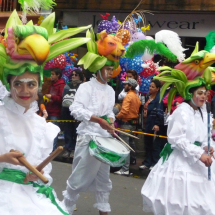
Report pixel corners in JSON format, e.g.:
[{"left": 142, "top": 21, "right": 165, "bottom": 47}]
[{"left": 132, "top": 32, "right": 146, "bottom": 42}]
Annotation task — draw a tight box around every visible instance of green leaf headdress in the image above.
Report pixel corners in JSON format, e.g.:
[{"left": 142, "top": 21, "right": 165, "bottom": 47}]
[
  {"left": 0, "top": 10, "right": 91, "bottom": 90},
  {"left": 154, "top": 42, "right": 215, "bottom": 112}
]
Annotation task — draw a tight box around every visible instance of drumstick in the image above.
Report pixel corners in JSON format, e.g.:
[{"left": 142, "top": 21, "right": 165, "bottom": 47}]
[
  {"left": 114, "top": 133, "right": 135, "bottom": 153},
  {"left": 23, "top": 146, "right": 63, "bottom": 183},
  {"left": 113, "top": 128, "right": 139, "bottom": 139},
  {"left": 10, "top": 149, "right": 49, "bottom": 184}
]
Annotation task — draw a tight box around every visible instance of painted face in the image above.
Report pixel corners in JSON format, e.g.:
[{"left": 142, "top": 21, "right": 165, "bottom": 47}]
[
  {"left": 10, "top": 72, "right": 39, "bottom": 109},
  {"left": 100, "top": 65, "right": 114, "bottom": 82},
  {"left": 149, "top": 82, "right": 159, "bottom": 95},
  {"left": 50, "top": 71, "right": 59, "bottom": 82},
  {"left": 192, "top": 86, "right": 207, "bottom": 107}
]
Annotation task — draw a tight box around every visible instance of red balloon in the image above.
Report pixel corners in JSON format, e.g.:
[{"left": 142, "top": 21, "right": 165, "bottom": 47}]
[
  {"left": 53, "top": 54, "right": 67, "bottom": 69},
  {"left": 139, "top": 60, "right": 156, "bottom": 77}
]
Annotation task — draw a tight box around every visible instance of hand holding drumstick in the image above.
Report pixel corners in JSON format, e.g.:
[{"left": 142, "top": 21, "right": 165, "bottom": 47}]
[
  {"left": 23, "top": 146, "right": 63, "bottom": 183},
  {"left": 10, "top": 149, "right": 49, "bottom": 184}
]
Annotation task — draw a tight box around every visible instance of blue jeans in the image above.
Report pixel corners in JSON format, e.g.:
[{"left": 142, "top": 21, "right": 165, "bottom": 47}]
[{"left": 47, "top": 116, "right": 60, "bottom": 151}]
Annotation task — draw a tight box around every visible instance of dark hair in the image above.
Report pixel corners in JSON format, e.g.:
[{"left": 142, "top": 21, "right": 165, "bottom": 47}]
[
  {"left": 72, "top": 69, "right": 84, "bottom": 82},
  {"left": 189, "top": 85, "right": 206, "bottom": 95},
  {"left": 151, "top": 79, "right": 161, "bottom": 89},
  {"left": 126, "top": 69, "right": 138, "bottom": 81},
  {"left": 51, "top": 67, "right": 62, "bottom": 79}
]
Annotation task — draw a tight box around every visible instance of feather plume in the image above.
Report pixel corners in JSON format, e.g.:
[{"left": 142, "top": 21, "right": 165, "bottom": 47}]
[{"left": 155, "top": 30, "right": 186, "bottom": 62}]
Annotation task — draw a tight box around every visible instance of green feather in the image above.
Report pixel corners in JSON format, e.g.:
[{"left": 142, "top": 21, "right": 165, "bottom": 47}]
[
  {"left": 125, "top": 40, "right": 177, "bottom": 62},
  {"left": 205, "top": 31, "right": 215, "bottom": 52},
  {"left": 18, "top": 0, "right": 56, "bottom": 11}
]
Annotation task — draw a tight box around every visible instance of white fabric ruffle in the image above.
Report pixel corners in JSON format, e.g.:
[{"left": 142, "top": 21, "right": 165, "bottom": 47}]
[{"left": 0, "top": 97, "right": 63, "bottom": 214}]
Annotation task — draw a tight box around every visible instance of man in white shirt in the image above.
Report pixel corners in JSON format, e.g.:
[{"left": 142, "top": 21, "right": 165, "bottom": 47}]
[{"left": 63, "top": 65, "right": 115, "bottom": 215}]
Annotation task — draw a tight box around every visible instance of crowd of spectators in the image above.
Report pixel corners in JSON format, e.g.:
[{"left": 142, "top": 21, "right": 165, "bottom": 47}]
[{"left": 38, "top": 66, "right": 215, "bottom": 176}]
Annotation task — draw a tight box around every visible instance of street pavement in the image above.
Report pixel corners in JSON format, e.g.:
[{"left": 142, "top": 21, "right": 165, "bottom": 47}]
[{"left": 51, "top": 161, "right": 153, "bottom": 215}]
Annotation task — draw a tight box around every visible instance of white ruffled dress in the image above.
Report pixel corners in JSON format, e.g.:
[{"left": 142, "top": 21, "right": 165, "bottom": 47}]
[
  {"left": 141, "top": 102, "right": 215, "bottom": 215},
  {"left": 0, "top": 96, "right": 68, "bottom": 215}
]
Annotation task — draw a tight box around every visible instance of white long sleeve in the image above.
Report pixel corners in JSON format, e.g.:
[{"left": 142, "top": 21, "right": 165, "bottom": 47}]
[
  {"left": 69, "top": 78, "right": 115, "bottom": 137},
  {"left": 167, "top": 103, "right": 205, "bottom": 163}
]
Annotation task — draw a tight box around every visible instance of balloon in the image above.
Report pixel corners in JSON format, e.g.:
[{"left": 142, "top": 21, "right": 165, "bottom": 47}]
[
  {"left": 116, "top": 29, "right": 130, "bottom": 46},
  {"left": 127, "top": 57, "right": 145, "bottom": 74},
  {"left": 139, "top": 75, "right": 154, "bottom": 93},
  {"left": 111, "top": 16, "right": 121, "bottom": 32},
  {"left": 139, "top": 60, "right": 156, "bottom": 77},
  {"left": 112, "top": 65, "right": 121, "bottom": 77},
  {"left": 145, "top": 36, "right": 154, "bottom": 40},
  {"left": 132, "top": 31, "right": 146, "bottom": 42},
  {"left": 98, "top": 20, "right": 112, "bottom": 34},
  {"left": 53, "top": 54, "right": 67, "bottom": 69}
]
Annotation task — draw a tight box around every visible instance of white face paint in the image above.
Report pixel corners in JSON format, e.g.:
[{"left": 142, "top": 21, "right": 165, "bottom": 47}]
[
  {"left": 18, "top": 78, "right": 35, "bottom": 83},
  {"left": 10, "top": 73, "right": 39, "bottom": 110},
  {"left": 195, "top": 89, "right": 206, "bottom": 98}
]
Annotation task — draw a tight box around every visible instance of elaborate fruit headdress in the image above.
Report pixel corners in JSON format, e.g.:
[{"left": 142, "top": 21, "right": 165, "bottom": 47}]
[
  {"left": 77, "top": 28, "right": 125, "bottom": 73},
  {"left": 0, "top": 10, "right": 91, "bottom": 90},
  {"left": 154, "top": 42, "right": 215, "bottom": 111}
]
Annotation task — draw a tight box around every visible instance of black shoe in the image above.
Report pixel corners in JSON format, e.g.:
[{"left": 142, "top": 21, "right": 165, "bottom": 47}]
[{"left": 130, "top": 158, "right": 136, "bottom": 165}]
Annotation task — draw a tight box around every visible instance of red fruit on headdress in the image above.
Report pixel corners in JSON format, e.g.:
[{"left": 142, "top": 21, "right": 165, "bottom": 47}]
[{"left": 53, "top": 54, "right": 67, "bottom": 69}]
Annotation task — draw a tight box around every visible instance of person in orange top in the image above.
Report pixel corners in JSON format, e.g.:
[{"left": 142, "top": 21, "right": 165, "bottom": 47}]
[{"left": 115, "top": 78, "right": 141, "bottom": 175}]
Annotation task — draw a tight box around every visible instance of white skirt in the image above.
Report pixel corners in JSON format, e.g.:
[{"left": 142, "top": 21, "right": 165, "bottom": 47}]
[{"left": 141, "top": 150, "right": 215, "bottom": 215}]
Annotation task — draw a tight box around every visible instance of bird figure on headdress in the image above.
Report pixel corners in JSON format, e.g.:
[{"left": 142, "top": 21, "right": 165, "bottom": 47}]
[{"left": 0, "top": 10, "right": 91, "bottom": 88}]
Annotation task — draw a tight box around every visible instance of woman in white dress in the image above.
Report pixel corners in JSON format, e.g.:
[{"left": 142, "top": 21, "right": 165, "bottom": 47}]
[
  {"left": 0, "top": 71, "right": 68, "bottom": 215},
  {"left": 141, "top": 43, "right": 215, "bottom": 214},
  {"left": 141, "top": 83, "right": 215, "bottom": 215}
]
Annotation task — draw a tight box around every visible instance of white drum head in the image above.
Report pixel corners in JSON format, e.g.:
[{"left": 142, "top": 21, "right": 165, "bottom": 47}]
[{"left": 95, "top": 137, "right": 129, "bottom": 154}]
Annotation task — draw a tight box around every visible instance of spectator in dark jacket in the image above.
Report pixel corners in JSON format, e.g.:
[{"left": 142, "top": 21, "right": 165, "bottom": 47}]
[
  {"left": 45, "top": 67, "right": 65, "bottom": 150},
  {"left": 61, "top": 69, "right": 83, "bottom": 159},
  {"left": 139, "top": 79, "right": 164, "bottom": 170}
]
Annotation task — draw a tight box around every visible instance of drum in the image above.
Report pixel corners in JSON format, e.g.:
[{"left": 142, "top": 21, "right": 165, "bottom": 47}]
[{"left": 89, "top": 136, "right": 130, "bottom": 167}]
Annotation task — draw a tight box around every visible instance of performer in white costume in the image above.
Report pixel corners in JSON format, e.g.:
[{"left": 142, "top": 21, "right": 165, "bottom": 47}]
[
  {"left": 63, "top": 29, "right": 125, "bottom": 215},
  {"left": 0, "top": 7, "right": 91, "bottom": 214},
  {"left": 141, "top": 44, "right": 215, "bottom": 215}
]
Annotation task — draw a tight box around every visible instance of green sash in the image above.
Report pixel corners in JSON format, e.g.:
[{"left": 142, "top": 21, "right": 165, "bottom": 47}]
[
  {"left": 0, "top": 168, "right": 68, "bottom": 215},
  {"left": 160, "top": 141, "right": 201, "bottom": 163}
]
